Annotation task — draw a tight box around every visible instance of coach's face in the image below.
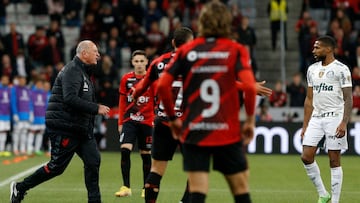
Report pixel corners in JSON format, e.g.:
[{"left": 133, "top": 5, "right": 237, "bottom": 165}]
[{"left": 84, "top": 43, "right": 100, "bottom": 65}]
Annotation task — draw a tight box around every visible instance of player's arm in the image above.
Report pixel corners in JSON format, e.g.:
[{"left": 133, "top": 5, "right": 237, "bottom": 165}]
[
  {"left": 238, "top": 69, "right": 257, "bottom": 145},
  {"left": 336, "top": 87, "right": 353, "bottom": 138},
  {"left": 132, "top": 66, "right": 154, "bottom": 100},
  {"left": 118, "top": 77, "right": 127, "bottom": 132},
  {"left": 301, "top": 86, "right": 313, "bottom": 138},
  {"left": 236, "top": 80, "right": 272, "bottom": 97}
]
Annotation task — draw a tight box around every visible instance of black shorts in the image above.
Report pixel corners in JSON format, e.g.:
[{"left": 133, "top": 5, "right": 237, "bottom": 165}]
[
  {"left": 152, "top": 117, "right": 181, "bottom": 161},
  {"left": 120, "top": 121, "right": 152, "bottom": 151},
  {"left": 182, "top": 141, "right": 248, "bottom": 175}
]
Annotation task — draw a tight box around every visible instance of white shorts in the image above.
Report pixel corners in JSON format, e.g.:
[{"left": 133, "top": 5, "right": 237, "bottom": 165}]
[
  {"left": 29, "top": 124, "right": 46, "bottom": 131},
  {"left": 303, "top": 114, "right": 348, "bottom": 150},
  {"left": 14, "top": 121, "right": 30, "bottom": 130},
  {"left": 0, "top": 120, "right": 11, "bottom": 131}
]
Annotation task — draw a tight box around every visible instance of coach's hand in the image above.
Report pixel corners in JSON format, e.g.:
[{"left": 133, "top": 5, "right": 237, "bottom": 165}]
[
  {"left": 98, "top": 104, "right": 110, "bottom": 116},
  {"left": 169, "top": 118, "right": 182, "bottom": 140}
]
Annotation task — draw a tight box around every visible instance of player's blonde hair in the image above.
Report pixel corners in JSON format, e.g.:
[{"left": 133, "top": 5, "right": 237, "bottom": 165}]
[{"left": 198, "top": 1, "right": 232, "bottom": 38}]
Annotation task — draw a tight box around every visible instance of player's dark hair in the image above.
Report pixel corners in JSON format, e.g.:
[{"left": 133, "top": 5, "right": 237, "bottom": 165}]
[
  {"left": 131, "top": 50, "right": 146, "bottom": 59},
  {"left": 173, "top": 27, "right": 193, "bottom": 47},
  {"left": 316, "top": 36, "right": 336, "bottom": 49}
]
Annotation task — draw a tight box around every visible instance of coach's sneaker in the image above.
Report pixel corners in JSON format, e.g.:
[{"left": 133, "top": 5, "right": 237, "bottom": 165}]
[
  {"left": 115, "top": 186, "right": 132, "bottom": 197},
  {"left": 141, "top": 189, "right": 145, "bottom": 198},
  {"left": 317, "top": 192, "right": 331, "bottom": 203},
  {"left": 10, "top": 181, "right": 26, "bottom": 203}
]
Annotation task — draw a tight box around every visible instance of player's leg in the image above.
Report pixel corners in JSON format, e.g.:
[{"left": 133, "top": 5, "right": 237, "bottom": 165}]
[
  {"left": 19, "top": 122, "right": 29, "bottom": 154},
  {"left": 144, "top": 119, "right": 178, "bottom": 202},
  {"left": 12, "top": 122, "right": 21, "bottom": 155},
  {"left": 328, "top": 150, "right": 342, "bottom": 203},
  {"left": 182, "top": 144, "right": 211, "bottom": 203},
  {"left": 324, "top": 115, "right": 347, "bottom": 203},
  {"left": 27, "top": 129, "right": 35, "bottom": 155},
  {"left": 116, "top": 122, "right": 135, "bottom": 197},
  {"left": 301, "top": 117, "right": 330, "bottom": 201},
  {"left": 138, "top": 124, "right": 152, "bottom": 198},
  {"left": 214, "top": 142, "right": 251, "bottom": 203},
  {"left": 34, "top": 129, "right": 45, "bottom": 155},
  {"left": 76, "top": 136, "right": 101, "bottom": 203},
  {"left": 11, "top": 133, "right": 77, "bottom": 202}
]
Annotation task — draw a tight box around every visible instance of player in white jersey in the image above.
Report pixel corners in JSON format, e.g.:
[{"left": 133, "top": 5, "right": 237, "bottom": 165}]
[{"left": 301, "top": 36, "right": 353, "bottom": 203}]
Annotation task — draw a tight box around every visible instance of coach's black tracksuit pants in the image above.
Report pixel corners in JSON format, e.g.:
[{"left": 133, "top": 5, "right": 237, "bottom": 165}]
[{"left": 17, "top": 133, "right": 101, "bottom": 203}]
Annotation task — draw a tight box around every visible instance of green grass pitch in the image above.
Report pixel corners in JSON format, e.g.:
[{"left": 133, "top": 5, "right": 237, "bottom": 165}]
[{"left": 1, "top": 152, "right": 359, "bottom": 203}]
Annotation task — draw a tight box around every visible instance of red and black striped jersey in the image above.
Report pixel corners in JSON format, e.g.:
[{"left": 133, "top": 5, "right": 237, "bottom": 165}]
[
  {"left": 135, "top": 51, "right": 184, "bottom": 120},
  {"left": 159, "top": 37, "right": 256, "bottom": 146},
  {"left": 118, "top": 71, "right": 156, "bottom": 127}
]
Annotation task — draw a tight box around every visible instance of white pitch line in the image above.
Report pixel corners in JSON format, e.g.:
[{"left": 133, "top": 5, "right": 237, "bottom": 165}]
[{"left": 0, "top": 162, "right": 47, "bottom": 187}]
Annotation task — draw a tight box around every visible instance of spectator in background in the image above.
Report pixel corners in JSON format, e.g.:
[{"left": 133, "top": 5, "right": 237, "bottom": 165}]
[
  {"left": 352, "top": 66, "right": 360, "bottom": 86},
  {"left": 3, "top": 23, "right": 25, "bottom": 64},
  {"left": 63, "top": 0, "right": 82, "bottom": 27},
  {"left": 0, "top": 54, "right": 17, "bottom": 81},
  {"left": 0, "top": 74, "right": 11, "bottom": 157},
  {"left": 11, "top": 75, "right": 32, "bottom": 156},
  {"left": 27, "top": 78, "right": 47, "bottom": 155},
  {"left": 333, "top": 8, "right": 352, "bottom": 38},
  {"left": 106, "top": 38, "right": 122, "bottom": 68},
  {"left": 80, "top": 13, "right": 100, "bottom": 41},
  {"left": 47, "top": 0, "right": 64, "bottom": 22},
  {"left": 237, "top": 16, "right": 258, "bottom": 75},
  {"left": 352, "top": 85, "right": 360, "bottom": 115},
  {"left": 267, "top": 0, "right": 288, "bottom": 51},
  {"left": 256, "top": 104, "right": 273, "bottom": 122},
  {"left": 144, "top": 0, "right": 163, "bottom": 31},
  {"left": 84, "top": 0, "right": 101, "bottom": 19},
  {"left": 27, "top": 26, "right": 49, "bottom": 69},
  {"left": 108, "top": 26, "right": 124, "bottom": 48},
  {"left": 46, "top": 19, "right": 65, "bottom": 51},
  {"left": 29, "top": 0, "right": 49, "bottom": 16},
  {"left": 42, "top": 35, "right": 64, "bottom": 67},
  {"left": 98, "top": 3, "right": 120, "bottom": 33},
  {"left": 0, "top": 0, "right": 9, "bottom": 25},
  {"left": 295, "top": 10, "right": 317, "bottom": 76},
  {"left": 146, "top": 21, "right": 166, "bottom": 55},
  {"left": 286, "top": 72, "right": 306, "bottom": 107},
  {"left": 269, "top": 80, "right": 287, "bottom": 107},
  {"left": 121, "top": 0, "right": 145, "bottom": 26}
]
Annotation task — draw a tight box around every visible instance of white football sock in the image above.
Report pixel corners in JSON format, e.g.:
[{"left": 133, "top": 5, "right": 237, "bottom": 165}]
[
  {"left": 304, "top": 161, "right": 328, "bottom": 197},
  {"left": 0, "top": 132, "right": 6, "bottom": 151},
  {"left": 27, "top": 132, "right": 34, "bottom": 154},
  {"left": 12, "top": 126, "right": 20, "bottom": 152},
  {"left": 34, "top": 132, "right": 44, "bottom": 152},
  {"left": 331, "top": 166, "right": 343, "bottom": 203}
]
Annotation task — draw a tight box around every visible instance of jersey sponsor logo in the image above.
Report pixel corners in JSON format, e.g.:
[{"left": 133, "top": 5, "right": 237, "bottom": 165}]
[
  {"left": 20, "top": 89, "right": 30, "bottom": 101},
  {"left": 130, "top": 112, "right": 144, "bottom": 121},
  {"left": 34, "top": 94, "right": 45, "bottom": 106},
  {"left": 137, "top": 96, "right": 150, "bottom": 104},
  {"left": 189, "top": 122, "right": 229, "bottom": 130},
  {"left": 186, "top": 51, "right": 230, "bottom": 61},
  {"left": 0, "top": 91, "right": 9, "bottom": 103},
  {"left": 313, "top": 83, "right": 333, "bottom": 93},
  {"left": 126, "top": 83, "right": 134, "bottom": 89},
  {"left": 127, "top": 78, "right": 136, "bottom": 81},
  {"left": 157, "top": 62, "right": 165, "bottom": 70},
  {"left": 191, "top": 65, "right": 228, "bottom": 73}
]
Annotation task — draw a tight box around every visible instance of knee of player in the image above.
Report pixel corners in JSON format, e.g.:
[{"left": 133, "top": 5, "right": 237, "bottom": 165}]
[{"left": 300, "top": 154, "right": 314, "bottom": 164}]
